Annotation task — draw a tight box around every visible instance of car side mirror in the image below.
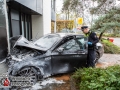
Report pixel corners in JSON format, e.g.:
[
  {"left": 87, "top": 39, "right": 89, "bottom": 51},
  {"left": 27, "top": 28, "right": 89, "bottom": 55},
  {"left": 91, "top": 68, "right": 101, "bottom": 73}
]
[{"left": 57, "top": 47, "right": 64, "bottom": 53}]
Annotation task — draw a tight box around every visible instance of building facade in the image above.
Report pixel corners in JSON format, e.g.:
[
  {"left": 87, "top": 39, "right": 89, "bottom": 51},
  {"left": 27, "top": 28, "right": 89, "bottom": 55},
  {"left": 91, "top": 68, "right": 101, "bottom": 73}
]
[{"left": 7, "top": 0, "right": 56, "bottom": 40}]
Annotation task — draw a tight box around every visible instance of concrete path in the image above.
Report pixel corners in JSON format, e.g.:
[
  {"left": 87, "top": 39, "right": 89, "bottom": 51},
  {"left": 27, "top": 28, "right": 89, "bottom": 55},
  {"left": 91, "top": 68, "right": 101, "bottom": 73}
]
[
  {"left": 113, "top": 38, "right": 120, "bottom": 47},
  {"left": 96, "top": 54, "right": 120, "bottom": 68}
]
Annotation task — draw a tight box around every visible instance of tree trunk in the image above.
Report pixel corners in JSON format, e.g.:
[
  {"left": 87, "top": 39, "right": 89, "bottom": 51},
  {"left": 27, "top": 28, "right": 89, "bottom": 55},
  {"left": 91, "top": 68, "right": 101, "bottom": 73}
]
[
  {"left": 68, "top": 10, "right": 69, "bottom": 20},
  {"left": 66, "top": 13, "right": 67, "bottom": 20},
  {"left": 99, "top": 32, "right": 104, "bottom": 41}
]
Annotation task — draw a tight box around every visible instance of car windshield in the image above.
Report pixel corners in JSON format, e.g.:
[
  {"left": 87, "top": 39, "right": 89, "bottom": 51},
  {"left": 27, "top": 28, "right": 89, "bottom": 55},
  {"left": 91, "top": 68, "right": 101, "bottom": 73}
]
[{"left": 34, "top": 34, "right": 60, "bottom": 50}]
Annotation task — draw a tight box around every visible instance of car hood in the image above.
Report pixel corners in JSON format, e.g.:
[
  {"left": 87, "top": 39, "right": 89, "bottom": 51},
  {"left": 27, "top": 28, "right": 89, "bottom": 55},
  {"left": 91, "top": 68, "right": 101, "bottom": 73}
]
[{"left": 10, "top": 35, "right": 46, "bottom": 51}]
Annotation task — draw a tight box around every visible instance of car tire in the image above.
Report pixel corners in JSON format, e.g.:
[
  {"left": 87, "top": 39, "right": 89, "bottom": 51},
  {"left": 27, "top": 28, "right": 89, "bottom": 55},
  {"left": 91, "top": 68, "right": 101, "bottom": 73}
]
[
  {"left": 95, "top": 52, "right": 100, "bottom": 64},
  {"left": 17, "top": 67, "right": 38, "bottom": 84}
]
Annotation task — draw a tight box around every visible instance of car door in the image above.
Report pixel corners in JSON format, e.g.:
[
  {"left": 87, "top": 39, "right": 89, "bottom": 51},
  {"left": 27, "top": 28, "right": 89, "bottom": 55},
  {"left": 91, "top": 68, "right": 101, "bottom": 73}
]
[{"left": 51, "top": 36, "right": 88, "bottom": 75}]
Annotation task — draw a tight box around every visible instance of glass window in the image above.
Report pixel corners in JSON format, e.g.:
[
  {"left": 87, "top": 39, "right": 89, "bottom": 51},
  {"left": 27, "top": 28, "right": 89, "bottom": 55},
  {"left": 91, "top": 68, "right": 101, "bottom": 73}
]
[
  {"left": 59, "top": 37, "right": 86, "bottom": 52},
  {"left": 11, "top": 10, "right": 20, "bottom": 36},
  {"left": 76, "top": 38, "right": 86, "bottom": 50},
  {"left": 21, "top": 14, "right": 25, "bottom": 36},
  {"left": 11, "top": 20, "right": 20, "bottom": 36},
  {"left": 25, "top": 16, "right": 28, "bottom": 39},
  {"left": 59, "top": 39, "right": 81, "bottom": 52},
  {"left": 21, "top": 14, "right": 32, "bottom": 40},
  {"left": 34, "top": 34, "right": 60, "bottom": 50}
]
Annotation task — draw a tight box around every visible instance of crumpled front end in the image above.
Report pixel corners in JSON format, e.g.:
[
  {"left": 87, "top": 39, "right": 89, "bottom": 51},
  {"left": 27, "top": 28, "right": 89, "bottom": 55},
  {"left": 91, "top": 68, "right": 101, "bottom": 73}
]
[
  {"left": 7, "top": 36, "right": 46, "bottom": 67},
  {"left": 7, "top": 55, "right": 52, "bottom": 80},
  {"left": 7, "top": 45, "right": 44, "bottom": 67}
]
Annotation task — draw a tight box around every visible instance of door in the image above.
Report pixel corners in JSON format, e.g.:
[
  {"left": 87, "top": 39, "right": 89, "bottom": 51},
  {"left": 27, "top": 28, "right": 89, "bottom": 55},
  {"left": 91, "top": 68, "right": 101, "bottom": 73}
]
[{"left": 51, "top": 36, "right": 88, "bottom": 74}]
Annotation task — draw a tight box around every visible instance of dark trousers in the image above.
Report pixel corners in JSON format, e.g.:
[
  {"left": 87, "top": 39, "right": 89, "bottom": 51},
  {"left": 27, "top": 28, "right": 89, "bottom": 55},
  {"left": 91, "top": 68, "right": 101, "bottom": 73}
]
[{"left": 87, "top": 49, "right": 95, "bottom": 67}]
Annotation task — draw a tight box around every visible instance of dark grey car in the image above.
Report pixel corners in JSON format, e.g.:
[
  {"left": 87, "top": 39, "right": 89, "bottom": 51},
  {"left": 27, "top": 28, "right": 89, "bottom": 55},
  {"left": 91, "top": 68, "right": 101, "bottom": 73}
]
[{"left": 7, "top": 33, "right": 104, "bottom": 81}]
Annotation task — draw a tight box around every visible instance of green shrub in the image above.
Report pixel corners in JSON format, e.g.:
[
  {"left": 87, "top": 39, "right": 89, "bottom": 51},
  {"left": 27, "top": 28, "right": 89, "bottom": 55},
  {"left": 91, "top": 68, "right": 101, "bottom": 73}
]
[
  {"left": 101, "top": 39, "right": 120, "bottom": 54},
  {"left": 72, "top": 65, "right": 120, "bottom": 90},
  {"left": 103, "top": 34, "right": 120, "bottom": 37}
]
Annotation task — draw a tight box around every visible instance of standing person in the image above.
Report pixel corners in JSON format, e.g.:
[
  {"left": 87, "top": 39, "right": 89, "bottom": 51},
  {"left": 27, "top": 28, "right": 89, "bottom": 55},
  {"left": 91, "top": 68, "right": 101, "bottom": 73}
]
[{"left": 81, "top": 26, "right": 99, "bottom": 67}]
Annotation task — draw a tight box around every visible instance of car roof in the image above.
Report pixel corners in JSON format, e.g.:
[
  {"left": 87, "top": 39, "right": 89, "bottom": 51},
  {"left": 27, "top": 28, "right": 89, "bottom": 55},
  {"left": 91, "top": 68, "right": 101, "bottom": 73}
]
[{"left": 49, "top": 33, "right": 84, "bottom": 38}]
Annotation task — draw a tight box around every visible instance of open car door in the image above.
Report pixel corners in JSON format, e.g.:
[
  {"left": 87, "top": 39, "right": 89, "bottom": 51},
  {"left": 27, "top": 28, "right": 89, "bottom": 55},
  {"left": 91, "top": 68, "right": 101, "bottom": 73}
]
[{"left": 51, "top": 35, "right": 88, "bottom": 74}]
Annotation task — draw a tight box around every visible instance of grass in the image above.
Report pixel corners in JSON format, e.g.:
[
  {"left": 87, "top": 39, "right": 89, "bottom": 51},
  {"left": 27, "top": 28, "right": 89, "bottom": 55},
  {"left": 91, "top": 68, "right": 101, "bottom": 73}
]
[
  {"left": 103, "top": 34, "right": 120, "bottom": 37},
  {"left": 101, "top": 39, "right": 120, "bottom": 54}
]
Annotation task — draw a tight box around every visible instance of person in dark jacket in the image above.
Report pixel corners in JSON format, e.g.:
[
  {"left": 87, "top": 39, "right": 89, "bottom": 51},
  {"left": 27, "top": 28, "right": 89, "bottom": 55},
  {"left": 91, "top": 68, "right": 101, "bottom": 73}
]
[{"left": 81, "top": 26, "right": 99, "bottom": 67}]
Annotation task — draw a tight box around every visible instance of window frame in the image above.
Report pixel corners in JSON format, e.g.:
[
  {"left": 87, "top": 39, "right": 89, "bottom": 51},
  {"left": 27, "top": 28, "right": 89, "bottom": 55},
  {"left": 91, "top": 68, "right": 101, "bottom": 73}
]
[{"left": 55, "top": 36, "right": 87, "bottom": 52}]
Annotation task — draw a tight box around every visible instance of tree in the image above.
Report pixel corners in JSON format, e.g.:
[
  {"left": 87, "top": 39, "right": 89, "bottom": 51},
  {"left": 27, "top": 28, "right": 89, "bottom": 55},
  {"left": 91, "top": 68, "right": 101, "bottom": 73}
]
[
  {"left": 62, "top": 0, "right": 70, "bottom": 20},
  {"left": 62, "top": 0, "right": 120, "bottom": 37},
  {"left": 90, "top": 0, "right": 116, "bottom": 15},
  {"left": 62, "top": 0, "right": 99, "bottom": 26},
  {"left": 91, "top": 8, "right": 120, "bottom": 40},
  {"left": 90, "top": 0, "right": 120, "bottom": 40}
]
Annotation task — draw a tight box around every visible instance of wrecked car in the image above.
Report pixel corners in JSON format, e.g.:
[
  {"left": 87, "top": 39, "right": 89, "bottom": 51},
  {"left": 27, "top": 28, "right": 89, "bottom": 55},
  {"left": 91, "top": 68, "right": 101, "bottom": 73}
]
[{"left": 7, "top": 33, "right": 104, "bottom": 82}]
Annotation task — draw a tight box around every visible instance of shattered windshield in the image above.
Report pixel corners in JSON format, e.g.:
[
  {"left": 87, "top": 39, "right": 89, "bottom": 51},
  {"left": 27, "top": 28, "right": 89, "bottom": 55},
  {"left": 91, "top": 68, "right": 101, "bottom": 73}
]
[{"left": 34, "top": 34, "right": 60, "bottom": 50}]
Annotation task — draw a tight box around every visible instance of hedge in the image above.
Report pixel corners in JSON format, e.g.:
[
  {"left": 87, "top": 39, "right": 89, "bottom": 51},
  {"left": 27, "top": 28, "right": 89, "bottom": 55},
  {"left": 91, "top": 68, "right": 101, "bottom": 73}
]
[{"left": 72, "top": 65, "right": 120, "bottom": 90}]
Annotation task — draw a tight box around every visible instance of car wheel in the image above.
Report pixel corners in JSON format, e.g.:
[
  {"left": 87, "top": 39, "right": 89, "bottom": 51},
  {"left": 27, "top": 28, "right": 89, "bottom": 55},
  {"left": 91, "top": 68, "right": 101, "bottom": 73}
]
[
  {"left": 17, "top": 67, "right": 38, "bottom": 84},
  {"left": 95, "top": 52, "right": 100, "bottom": 64}
]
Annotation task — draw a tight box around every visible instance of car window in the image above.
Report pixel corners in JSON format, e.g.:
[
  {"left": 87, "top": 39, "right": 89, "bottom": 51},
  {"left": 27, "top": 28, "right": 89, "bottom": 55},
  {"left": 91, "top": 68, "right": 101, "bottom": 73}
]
[
  {"left": 76, "top": 38, "right": 86, "bottom": 50},
  {"left": 34, "top": 34, "right": 60, "bottom": 50},
  {"left": 59, "top": 39, "right": 80, "bottom": 52}
]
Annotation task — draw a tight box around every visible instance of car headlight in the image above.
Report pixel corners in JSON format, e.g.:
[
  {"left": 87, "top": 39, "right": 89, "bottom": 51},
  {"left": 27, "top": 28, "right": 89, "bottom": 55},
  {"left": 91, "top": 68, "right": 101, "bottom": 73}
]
[{"left": 96, "top": 43, "right": 103, "bottom": 47}]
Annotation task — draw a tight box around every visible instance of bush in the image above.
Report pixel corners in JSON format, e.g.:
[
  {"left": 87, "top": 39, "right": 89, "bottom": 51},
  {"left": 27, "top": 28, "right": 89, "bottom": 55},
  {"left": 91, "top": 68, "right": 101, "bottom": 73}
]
[
  {"left": 72, "top": 65, "right": 120, "bottom": 90},
  {"left": 101, "top": 39, "right": 120, "bottom": 54},
  {"left": 56, "top": 20, "right": 74, "bottom": 31},
  {"left": 103, "top": 34, "right": 120, "bottom": 37}
]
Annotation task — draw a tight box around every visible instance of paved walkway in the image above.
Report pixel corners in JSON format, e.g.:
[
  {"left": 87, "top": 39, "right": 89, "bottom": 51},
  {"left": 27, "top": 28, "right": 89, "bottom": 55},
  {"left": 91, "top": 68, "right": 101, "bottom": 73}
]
[
  {"left": 96, "top": 54, "right": 120, "bottom": 68},
  {"left": 113, "top": 38, "right": 120, "bottom": 47}
]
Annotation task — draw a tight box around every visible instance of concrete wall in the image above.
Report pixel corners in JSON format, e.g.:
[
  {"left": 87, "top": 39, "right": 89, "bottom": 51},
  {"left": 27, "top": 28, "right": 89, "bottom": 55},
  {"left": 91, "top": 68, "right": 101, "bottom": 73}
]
[
  {"left": 32, "top": 0, "right": 51, "bottom": 40},
  {"left": 32, "top": 15, "right": 43, "bottom": 40},
  {"left": 15, "top": 0, "right": 43, "bottom": 14},
  {"left": 42, "top": 0, "right": 51, "bottom": 35}
]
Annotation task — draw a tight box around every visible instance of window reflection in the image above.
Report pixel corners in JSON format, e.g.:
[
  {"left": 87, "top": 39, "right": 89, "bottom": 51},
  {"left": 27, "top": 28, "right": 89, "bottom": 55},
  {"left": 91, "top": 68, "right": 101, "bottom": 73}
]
[
  {"left": 59, "top": 38, "right": 86, "bottom": 52},
  {"left": 60, "top": 39, "right": 80, "bottom": 52},
  {"left": 34, "top": 34, "right": 60, "bottom": 50}
]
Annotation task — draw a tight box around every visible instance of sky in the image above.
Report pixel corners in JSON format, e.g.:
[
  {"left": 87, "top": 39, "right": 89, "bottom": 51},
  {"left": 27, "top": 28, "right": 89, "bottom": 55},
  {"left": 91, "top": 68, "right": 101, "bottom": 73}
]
[{"left": 56, "top": 0, "right": 63, "bottom": 13}]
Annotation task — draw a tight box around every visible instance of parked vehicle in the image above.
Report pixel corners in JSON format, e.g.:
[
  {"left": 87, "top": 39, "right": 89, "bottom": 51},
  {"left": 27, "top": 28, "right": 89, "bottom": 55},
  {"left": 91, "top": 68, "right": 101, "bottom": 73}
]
[{"left": 7, "top": 33, "right": 104, "bottom": 82}]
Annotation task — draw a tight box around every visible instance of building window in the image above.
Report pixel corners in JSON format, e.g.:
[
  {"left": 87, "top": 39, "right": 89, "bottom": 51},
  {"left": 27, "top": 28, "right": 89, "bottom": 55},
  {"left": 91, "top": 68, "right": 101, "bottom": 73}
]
[
  {"left": 21, "top": 14, "right": 32, "bottom": 40},
  {"left": 21, "top": 13, "right": 25, "bottom": 37},
  {"left": 8, "top": 9, "right": 32, "bottom": 40},
  {"left": 11, "top": 19, "right": 20, "bottom": 36},
  {"left": 11, "top": 10, "right": 20, "bottom": 36}
]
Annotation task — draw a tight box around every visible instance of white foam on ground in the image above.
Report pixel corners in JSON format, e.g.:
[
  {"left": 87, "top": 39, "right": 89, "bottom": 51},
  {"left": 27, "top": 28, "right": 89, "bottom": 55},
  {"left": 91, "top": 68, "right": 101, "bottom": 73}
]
[
  {"left": 31, "top": 83, "right": 42, "bottom": 90},
  {"left": 31, "top": 78, "right": 65, "bottom": 90}
]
